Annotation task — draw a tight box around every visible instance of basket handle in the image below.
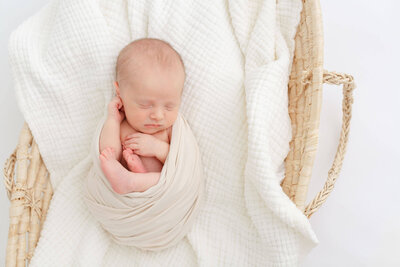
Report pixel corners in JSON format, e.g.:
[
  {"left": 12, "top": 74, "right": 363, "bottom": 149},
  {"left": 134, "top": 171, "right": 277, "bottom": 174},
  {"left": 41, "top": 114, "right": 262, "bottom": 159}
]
[{"left": 303, "top": 70, "right": 356, "bottom": 218}]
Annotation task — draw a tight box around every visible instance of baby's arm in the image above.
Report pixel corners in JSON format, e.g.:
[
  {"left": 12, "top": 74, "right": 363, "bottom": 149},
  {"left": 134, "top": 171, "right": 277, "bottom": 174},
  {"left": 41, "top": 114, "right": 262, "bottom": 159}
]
[
  {"left": 155, "top": 141, "right": 170, "bottom": 164},
  {"left": 99, "top": 118, "right": 122, "bottom": 162},
  {"left": 99, "top": 96, "right": 125, "bottom": 162}
]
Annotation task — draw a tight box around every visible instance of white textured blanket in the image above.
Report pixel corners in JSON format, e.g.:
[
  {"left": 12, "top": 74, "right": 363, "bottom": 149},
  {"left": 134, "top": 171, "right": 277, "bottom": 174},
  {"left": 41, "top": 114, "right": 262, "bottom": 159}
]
[{"left": 8, "top": 0, "right": 319, "bottom": 266}]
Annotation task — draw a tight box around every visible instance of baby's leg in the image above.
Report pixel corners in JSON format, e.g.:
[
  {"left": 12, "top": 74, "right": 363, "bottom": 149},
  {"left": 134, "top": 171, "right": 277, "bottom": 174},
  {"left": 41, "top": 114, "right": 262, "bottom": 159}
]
[{"left": 99, "top": 147, "right": 160, "bottom": 194}]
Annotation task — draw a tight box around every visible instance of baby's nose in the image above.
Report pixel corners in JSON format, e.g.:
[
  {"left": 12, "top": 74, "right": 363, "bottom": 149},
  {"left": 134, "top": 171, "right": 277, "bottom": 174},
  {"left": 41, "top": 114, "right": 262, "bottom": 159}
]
[{"left": 151, "top": 109, "right": 164, "bottom": 120}]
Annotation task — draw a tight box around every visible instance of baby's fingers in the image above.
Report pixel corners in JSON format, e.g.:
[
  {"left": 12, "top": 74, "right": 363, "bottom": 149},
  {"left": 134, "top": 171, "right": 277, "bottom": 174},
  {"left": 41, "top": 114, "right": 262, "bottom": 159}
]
[
  {"left": 124, "top": 135, "right": 137, "bottom": 142},
  {"left": 125, "top": 133, "right": 141, "bottom": 140},
  {"left": 124, "top": 143, "right": 138, "bottom": 150},
  {"left": 124, "top": 139, "right": 136, "bottom": 145},
  {"left": 111, "top": 96, "right": 123, "bottom": 107},
  {"left": 115, "top": 99, "right": 123, "bottom": 109}
]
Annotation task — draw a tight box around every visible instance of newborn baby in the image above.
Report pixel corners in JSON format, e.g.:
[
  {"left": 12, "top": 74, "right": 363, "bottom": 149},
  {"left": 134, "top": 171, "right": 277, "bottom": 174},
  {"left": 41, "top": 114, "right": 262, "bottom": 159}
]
[{"left": 98, "top": 38, "right": 185, "bottom": 195}]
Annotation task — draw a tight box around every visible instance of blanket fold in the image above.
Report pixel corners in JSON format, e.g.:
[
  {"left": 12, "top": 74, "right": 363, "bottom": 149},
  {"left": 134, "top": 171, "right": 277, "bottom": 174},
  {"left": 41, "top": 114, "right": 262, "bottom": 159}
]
[{"left": 83, "top": 112, "right": 205, "bottom": 251}]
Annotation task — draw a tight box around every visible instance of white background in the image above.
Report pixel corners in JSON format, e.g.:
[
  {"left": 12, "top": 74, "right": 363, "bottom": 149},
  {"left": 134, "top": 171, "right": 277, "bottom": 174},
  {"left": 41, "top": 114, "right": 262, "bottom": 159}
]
[{"left": 1, "top": 1, "right": 399, "bottom": 266}]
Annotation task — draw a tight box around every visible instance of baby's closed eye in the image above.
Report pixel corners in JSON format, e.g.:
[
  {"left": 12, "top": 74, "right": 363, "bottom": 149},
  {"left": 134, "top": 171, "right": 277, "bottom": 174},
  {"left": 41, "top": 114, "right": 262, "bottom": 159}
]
[
  {"left": 139, "top": 104, "right": 152, "bottom": 109},
  {"left": 138, "top": 104, "right": 175, "bottom": 110}
]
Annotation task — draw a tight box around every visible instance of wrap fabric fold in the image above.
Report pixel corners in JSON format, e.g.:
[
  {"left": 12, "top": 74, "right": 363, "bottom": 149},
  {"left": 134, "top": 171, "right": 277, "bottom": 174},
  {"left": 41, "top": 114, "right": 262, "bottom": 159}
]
[{"left": 83, "top": 112, "right": 205, "bottom": 251}]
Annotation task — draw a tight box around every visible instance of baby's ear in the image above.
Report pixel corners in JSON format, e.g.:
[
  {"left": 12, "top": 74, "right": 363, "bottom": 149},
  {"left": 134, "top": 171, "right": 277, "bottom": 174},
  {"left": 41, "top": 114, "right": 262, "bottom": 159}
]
[{"left": 114, "top": 81, "right": 120, "bottom": 95}]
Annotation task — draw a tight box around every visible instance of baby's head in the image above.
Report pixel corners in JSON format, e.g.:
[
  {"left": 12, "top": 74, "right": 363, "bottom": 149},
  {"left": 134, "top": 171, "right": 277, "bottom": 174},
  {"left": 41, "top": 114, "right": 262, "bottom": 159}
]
[{"left": 114, "top": 38, "right": 185, "bottom": 134}]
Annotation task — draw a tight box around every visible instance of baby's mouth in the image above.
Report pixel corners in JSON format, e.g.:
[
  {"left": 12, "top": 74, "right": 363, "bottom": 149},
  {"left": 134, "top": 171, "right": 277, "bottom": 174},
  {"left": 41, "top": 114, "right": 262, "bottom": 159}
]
[{"left": 145, "top": 124, "right": 162, "bottom": 128}]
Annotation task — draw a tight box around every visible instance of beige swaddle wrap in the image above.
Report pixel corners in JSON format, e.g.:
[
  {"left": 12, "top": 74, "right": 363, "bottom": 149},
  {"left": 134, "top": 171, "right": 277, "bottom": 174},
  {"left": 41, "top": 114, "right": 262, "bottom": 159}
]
[{"left": 83, "top": 112, "right": 205, "bottom": 251}]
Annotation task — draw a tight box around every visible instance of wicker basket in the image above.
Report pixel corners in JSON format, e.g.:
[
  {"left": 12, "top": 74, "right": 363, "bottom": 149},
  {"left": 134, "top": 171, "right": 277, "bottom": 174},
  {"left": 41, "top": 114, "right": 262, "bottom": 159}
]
[{"left": 3, "top": 0, "right": 355, "bottom": 266}]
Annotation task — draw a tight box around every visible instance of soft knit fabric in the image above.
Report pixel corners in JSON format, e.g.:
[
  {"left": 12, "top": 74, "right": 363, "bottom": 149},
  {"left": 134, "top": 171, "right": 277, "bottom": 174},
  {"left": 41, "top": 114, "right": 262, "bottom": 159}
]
[
  {"left": 84, "top": 112, "right": 205, "bottom": 251},
  {"left": 8, "top": 0, "right": 319, "bottom": 266}
]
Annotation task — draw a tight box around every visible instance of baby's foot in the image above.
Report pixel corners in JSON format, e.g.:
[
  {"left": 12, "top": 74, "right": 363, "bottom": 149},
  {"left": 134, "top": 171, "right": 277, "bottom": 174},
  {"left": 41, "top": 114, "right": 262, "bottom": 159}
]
[
  {"left": 123, "top": 148, "right": 147, "bottom": 173},
  {"left": 99, "top": 147, "right": 135, "bottom": 194}
]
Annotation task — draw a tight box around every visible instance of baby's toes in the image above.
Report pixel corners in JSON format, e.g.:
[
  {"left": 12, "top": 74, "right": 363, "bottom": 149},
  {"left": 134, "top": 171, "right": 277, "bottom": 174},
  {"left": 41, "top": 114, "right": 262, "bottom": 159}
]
[
  {"left": 122, "top": 148, "right": 133, "bottom": 159},
  {"left": 123, "top": 147, "right": 133, "bottom": 155}
]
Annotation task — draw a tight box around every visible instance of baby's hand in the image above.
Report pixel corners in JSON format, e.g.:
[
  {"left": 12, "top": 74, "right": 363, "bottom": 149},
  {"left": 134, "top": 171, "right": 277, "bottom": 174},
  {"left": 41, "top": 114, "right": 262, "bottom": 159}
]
[
  {"left": 107, "top": 96, "right": 125, "bottom": 123},
  {"left": 123, "top": 133, "right": 161, "bottom": 157}
]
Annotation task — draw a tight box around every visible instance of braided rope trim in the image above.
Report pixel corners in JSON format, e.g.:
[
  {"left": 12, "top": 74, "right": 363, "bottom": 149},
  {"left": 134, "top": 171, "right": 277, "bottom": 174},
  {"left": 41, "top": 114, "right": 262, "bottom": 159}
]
[
  {"left": 3, "top": 147, "right": 17, "bottom": 200},
  {"left": 303, "top": 70, "right": 356, "bottom": 218},
  {"left": 3, "top": 145, "right": 33, "bottom": 201}
]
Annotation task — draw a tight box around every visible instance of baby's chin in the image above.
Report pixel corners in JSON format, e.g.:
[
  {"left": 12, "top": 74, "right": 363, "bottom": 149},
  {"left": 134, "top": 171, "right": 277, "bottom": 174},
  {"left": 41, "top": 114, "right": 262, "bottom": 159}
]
[{"left": 139, "top": 125, "right": 168, "bottom": 134}]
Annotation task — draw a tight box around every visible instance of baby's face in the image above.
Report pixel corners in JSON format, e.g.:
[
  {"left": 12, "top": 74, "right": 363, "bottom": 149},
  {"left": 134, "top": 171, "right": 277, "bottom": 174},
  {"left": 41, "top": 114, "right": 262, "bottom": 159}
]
[{"left": 116, "top": 63, "right": 184, "bottom": 134}]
